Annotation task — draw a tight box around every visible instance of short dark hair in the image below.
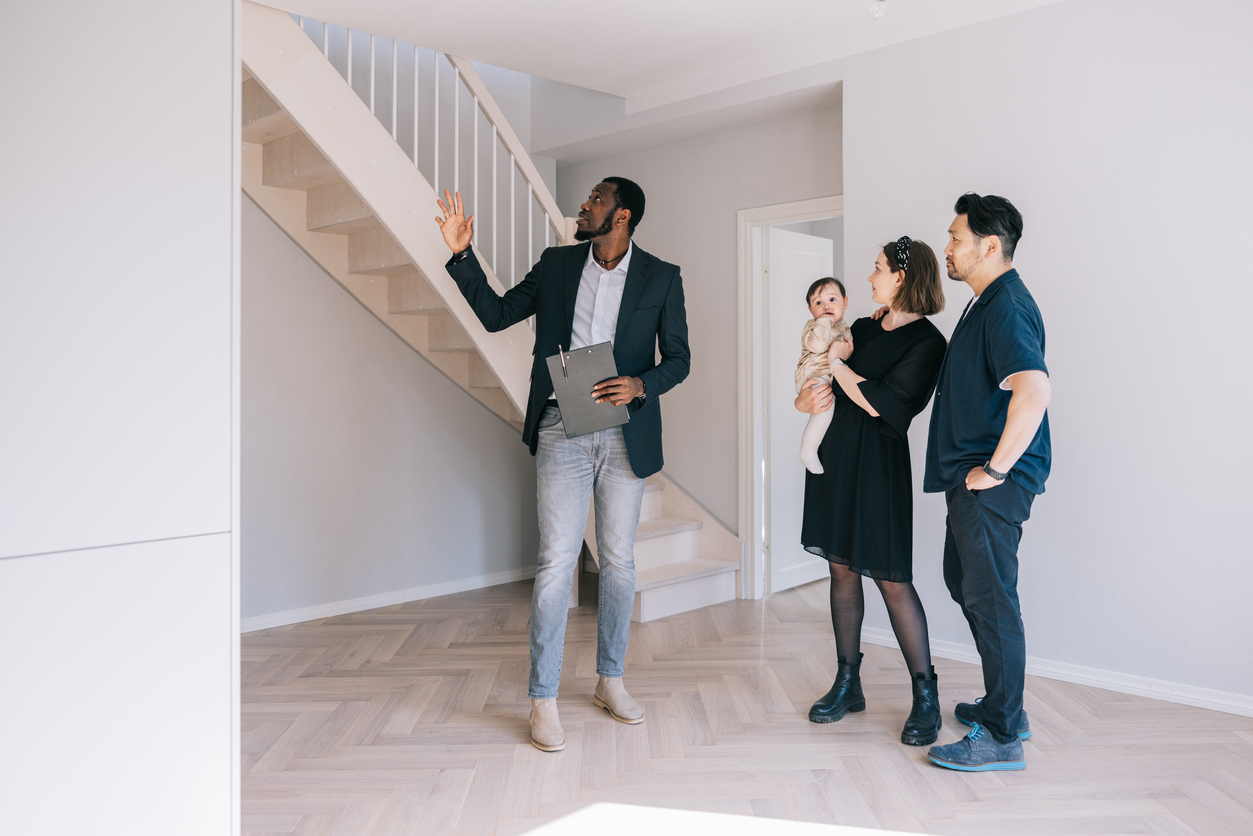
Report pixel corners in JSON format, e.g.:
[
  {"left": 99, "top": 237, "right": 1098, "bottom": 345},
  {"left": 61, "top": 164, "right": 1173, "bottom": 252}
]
[
  {"left": 883, "top": 239, "right": 944, "bottom": 316},
  {"left": 602, "top": 176, "right": 645, "bottom": 235},
  {"left": 954, "top": 192, "right": 1023, "bottom": 261},
  {"left": 806, "top": 277, "right": 846, "bottom": 306}
]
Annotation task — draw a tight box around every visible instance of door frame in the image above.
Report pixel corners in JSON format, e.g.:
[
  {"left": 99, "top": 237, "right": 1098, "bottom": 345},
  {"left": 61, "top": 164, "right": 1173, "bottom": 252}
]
[{"left": 736, "top": 194, "right": 844, "bottom": 599}]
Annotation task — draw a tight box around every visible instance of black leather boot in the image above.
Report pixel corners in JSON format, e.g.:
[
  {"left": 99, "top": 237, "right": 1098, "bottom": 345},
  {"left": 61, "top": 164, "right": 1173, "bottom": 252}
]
[
  {"left": 900, "top": 667, "right": 942, "bottom": 746},
  {"left": 809, "top": 653, "right": 865, "bottom": 723}
]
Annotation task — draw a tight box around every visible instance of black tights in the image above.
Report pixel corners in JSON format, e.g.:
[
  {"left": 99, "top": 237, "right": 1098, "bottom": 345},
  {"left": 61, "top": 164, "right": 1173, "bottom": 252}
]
[{"left": 828, "top": 562, "right": 932, "bottom": 677}]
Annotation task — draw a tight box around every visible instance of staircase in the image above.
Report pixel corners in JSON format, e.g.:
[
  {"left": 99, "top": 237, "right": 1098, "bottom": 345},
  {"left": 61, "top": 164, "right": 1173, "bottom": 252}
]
[
  {"left": 587, "top": 476, "right": 742, "bottom": 622},
  {"left": 241, "top": 1, "right": 742, "bottom": 622}
]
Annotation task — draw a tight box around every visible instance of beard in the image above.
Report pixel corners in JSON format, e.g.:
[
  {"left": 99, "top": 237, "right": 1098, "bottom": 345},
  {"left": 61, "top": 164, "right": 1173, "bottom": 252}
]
[
  {"left": 946, "top": 256, "right": 970, "bottom": 281},
  {"left": 573, "top": 212, "right": 614, "bottom": 241}
]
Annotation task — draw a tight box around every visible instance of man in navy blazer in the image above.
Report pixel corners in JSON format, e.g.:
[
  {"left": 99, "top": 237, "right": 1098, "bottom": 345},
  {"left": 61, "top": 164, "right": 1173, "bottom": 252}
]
[{"left": 436, "top": 178, "right": 689, "bottom": 752}]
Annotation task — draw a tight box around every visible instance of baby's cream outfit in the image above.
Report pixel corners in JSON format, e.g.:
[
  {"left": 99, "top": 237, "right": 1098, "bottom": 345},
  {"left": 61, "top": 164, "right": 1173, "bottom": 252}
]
[{"left": 797, "top": 316, "right": 852, "bottom": 474}]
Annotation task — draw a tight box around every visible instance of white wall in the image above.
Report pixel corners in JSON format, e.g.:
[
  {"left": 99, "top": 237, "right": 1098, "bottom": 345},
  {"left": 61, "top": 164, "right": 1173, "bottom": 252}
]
[
  {"left": 0, "top": 0, "right": 238, "bottom": 833},
  {"left": 241, "top": 197, "right": 539, "bottom": 624},
  {"left": 840, "top": 0, "right": 1253, "bottom": 699},
  {"left": 558, "top": 106, "right": 843, "bottom": 527}
]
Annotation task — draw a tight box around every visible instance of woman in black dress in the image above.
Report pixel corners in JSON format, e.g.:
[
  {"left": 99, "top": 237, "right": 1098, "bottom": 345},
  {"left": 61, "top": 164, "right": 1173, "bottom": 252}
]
[{"left": 796, "top": 237, "right": 948, "bottom": 745}]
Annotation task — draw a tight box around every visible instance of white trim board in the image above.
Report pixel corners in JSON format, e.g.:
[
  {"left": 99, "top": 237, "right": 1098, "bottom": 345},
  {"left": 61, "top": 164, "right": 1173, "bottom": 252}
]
[
  {"left": 861, "top": 627, "right": 1253, "bottom": 719},
  {"left": 736, "top": 195, "right": 844, "bottom": 601},
  {"left": 241, "top": 566, "right": 536, "bottom": 633}
]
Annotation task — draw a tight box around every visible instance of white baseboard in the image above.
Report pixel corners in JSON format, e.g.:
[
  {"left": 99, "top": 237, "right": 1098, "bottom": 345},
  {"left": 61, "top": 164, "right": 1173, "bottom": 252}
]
[
  {"left": 861, "top": 627, "right": 1253, "bottom": 718},
  {"left": 241, "top": 566, "right": 537, "bottom": 633}
]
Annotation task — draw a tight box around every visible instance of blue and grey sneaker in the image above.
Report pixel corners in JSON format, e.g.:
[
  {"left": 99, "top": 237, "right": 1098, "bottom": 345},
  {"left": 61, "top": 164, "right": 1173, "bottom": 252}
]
[
  {"left": 928, "top": 722, "right": 1026, "bottom": 772},
  {"left": 954, "top": 697, "right": 1032, "bottom": 740}
]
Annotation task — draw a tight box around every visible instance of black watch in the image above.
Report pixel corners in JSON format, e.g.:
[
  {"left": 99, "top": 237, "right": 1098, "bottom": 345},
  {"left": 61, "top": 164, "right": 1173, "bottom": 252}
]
[
  {"left": 450, "top": 247, "right": 471, "bottom": 264},
  {"left": 982, "top": 461, "right": 1008, "bottom": 481}
]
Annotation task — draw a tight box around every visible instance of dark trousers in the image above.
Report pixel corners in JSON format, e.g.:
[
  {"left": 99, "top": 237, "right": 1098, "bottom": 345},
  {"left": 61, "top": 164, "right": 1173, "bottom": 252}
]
[{"left": 943, "top": 479, "right": 1035, "bottom": 744}]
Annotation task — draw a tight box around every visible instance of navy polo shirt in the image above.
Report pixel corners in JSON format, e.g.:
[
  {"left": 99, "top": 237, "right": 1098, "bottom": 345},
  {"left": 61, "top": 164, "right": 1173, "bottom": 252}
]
[{"left": 924, "top": 269, "right": 1051, "bottom": 495}]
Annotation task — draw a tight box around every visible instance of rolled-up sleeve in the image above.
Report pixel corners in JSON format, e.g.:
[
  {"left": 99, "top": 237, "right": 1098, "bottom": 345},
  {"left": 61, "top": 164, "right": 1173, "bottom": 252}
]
[
  {"left": 857, "top": 337, "right": 946, "bottom": 439},
  {"left": 987, "top": 305, "right": 1048, "bottom": 387}
]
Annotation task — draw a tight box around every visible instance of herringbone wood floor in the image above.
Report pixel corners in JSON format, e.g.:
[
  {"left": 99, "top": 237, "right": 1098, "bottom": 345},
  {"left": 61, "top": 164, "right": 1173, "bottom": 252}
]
[{"left": 242, "top": 575, "right": 1253, "bottom": 835}]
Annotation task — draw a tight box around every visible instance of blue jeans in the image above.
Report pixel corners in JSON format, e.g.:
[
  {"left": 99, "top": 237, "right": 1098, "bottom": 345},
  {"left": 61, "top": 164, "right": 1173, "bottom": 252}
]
[
  {"left": 943, "top": 479, "right": 1035, "bottom": 744},
  {"left": 529, "top": 404, "right": 646, "bottom": 699}
]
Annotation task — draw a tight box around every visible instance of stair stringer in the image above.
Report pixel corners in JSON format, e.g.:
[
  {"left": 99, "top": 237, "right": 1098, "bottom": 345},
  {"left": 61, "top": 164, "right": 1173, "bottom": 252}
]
[{"left": 241, "top": 0, "right": 531, "bottom": 417}]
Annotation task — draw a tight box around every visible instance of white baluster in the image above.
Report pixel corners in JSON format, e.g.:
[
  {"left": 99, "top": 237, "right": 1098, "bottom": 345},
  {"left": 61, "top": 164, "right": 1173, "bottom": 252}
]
[
  {"left": 491, "top": 126, "right": 498, "bottom": 274},
  {"left": 391, "top": 40, "right": 397, "bottom": 140},
  {"left": 421, "top": 45, "right": 426, "bottom": 167},
  {"left": 473, "top": 98, "right": 479, "bottom": 248},
  {"left": 433, "top": 54, "right": 440, "bottom": 194},
  {"left": 347, "top": 29, "right": 353, "bottom": 88},
  {"left": 546, "top": 213, "right": 551, "bottom": 249},
  {"left": 510, "top": 155, "right": 516, "bottom": 286},
  {"left": 458, "top": 68, "right": 463, "bottom": 198},
  {"left": 528, "top": 182, "right": 533, "bottom": 268},
  {"left": 369, "top": 35, "right": 376, "bottom": 114},
  {"left": 412, "top": 45, "right": 419, "bottom": 166},
  {"left": 322, "top": 21, "right": 328, "bottom": 58}
]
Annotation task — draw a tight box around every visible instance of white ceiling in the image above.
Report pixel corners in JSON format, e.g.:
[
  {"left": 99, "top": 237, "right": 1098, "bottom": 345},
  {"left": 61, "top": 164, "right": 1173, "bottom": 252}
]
[{"left": 268, "top": 0, "right": 1065, "bottom": 112}]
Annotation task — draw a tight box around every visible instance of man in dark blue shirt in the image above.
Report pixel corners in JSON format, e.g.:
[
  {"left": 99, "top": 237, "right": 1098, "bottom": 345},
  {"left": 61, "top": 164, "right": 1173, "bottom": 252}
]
[{"left": 925, "top": 193, "right": 1052, "bottom": 772}]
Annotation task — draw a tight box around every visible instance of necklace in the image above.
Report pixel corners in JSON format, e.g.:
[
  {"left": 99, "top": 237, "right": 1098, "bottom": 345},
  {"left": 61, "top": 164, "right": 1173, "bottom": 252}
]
[{"left": 594, "top": 247, "right": 627, "bottom": 266}]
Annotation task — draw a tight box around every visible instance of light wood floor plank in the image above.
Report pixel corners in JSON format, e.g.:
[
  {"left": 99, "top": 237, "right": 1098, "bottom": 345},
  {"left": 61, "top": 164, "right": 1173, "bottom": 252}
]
[{"left": 242, "top": 575, "right": 1253, "bottom": 834}]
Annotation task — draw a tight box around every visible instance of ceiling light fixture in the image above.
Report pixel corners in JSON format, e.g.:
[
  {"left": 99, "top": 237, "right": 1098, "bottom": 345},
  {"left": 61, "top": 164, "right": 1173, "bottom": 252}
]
[{"left": 869, "top": 0, "right": 887, "bottom": 20}]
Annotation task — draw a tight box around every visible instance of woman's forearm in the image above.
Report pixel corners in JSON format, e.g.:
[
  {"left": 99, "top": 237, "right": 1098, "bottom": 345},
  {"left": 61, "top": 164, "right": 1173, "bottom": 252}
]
[{"left": 831, "top": 364, "right": 879, "bottom": 417}]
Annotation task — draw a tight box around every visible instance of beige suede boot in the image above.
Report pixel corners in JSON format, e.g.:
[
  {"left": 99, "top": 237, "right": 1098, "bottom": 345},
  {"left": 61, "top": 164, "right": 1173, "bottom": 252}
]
[
  {"left": 592, "top": 676, "right": 644, "bottom": 724},
  {"left": 529, "top": 698, "right": 565, "bottom": 752}
]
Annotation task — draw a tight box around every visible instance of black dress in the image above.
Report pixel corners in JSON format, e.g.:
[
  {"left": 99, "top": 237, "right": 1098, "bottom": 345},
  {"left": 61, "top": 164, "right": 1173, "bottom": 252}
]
[{"left": 801, "top": 316, "right": 947, "bottom": 582}]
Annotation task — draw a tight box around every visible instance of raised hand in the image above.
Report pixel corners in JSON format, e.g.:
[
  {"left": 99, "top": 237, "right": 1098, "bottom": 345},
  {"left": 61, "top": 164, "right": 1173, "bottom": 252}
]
[{"left": 435, "top": 189, "right": 475, "bottom": 254}]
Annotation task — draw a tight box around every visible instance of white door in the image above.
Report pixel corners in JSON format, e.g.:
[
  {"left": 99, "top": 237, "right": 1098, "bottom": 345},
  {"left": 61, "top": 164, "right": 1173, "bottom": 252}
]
[{"left": 767, "top": 226, "right": 835, "bottom": 593}]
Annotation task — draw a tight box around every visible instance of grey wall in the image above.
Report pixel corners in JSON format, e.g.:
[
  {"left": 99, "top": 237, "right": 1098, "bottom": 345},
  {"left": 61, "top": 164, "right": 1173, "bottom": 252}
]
[
  {"left": 0, "top": 0, "right": 236, "bottom": 832},
  {"left": 558, "top": 106, "right": 843, "bottom": 526},
  {"left": 841, "top": 0, "right": 1253, "bottom": 697},
  {"left": 242, "top": 197, "right": 538, "bottom": 620},
  {"left": 552, "top": 0, "right": 1253, "bottom": 701}
]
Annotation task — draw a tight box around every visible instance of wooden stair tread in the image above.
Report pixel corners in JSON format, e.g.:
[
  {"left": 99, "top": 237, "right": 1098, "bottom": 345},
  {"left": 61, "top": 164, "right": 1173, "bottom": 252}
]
[
  {"left": 635, "top": 558, "right": 739, "bottom": 591},
  {"left": 635, "top": 516, "right": 701, "bottom": 541}
]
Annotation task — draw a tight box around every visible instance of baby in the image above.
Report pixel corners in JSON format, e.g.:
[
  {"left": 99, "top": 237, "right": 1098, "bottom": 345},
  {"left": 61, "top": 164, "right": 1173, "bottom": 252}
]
[{"left": 797, "top": 277, "right": 852, "bottom": 474}]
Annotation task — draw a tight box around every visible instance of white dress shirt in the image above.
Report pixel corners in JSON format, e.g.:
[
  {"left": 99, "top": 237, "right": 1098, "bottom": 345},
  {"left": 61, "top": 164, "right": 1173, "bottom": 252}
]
[{"left": 568, "top": 242, "right": 633, "bottom": 350}]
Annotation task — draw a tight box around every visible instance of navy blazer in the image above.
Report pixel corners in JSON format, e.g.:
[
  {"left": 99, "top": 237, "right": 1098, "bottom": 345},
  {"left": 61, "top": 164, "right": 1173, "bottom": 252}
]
[{"left": 445, "top": 242, "right": 690, "bottom": 478}]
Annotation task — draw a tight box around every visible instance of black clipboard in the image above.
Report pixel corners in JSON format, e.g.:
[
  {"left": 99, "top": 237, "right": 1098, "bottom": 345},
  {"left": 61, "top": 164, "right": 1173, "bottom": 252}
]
[{"left": 545, "top": 342, "right": 630, "bottom": 439}]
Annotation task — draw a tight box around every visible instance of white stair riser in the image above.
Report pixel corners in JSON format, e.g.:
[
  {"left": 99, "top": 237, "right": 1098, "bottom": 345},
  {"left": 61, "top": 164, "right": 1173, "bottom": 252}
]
[
  {"left": 633, "top": 529, "right": 699, "bottom": 572},
  {"left": 639, "top": 489, "right": 662, "bottom": 523},
  {"left": 307, "top": 182, "right": 379, "bottom": 234},
  {"left": 632, "top": 571, "right": 737, "bottom": 623},
  {"left": 388, "top": 272, "right": 446, "bottom": 315},
  {"left": 261, "top": 131, "right": 340, "bottom": 190}
]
